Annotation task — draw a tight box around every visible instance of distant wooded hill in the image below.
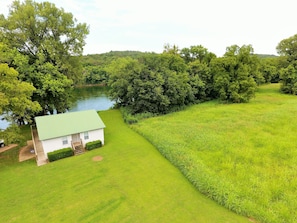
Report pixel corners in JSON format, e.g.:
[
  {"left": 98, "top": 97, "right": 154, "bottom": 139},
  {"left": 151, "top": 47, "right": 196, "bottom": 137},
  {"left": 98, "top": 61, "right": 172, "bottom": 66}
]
[
  {"left": 82, "top": 51, "right": 151, "bottom": 66},
  {"left": 82, "top": 51, "right": 278, "bottom": 66},
  {"left": 255, "top": 54, "right": 278, "bottom": 58}
]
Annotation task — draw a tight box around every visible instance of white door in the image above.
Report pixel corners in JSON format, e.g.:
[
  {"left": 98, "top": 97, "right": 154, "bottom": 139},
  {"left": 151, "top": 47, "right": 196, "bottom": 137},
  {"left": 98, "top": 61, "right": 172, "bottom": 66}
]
[{"left": 72, "top": 133, "right": 80, "bottom": 143}]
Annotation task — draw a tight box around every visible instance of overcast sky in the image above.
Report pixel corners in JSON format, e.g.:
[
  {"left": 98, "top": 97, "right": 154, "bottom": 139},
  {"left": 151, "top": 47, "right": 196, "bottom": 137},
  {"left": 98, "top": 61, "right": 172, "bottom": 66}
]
[{"left": 1, "top": 0, "right": 296, "bottom": 56}]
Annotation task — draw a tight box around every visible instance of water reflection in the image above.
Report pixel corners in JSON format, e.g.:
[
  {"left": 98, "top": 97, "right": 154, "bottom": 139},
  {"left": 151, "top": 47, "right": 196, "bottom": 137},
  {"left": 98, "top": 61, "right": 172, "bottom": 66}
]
[{"left": 69, "top": 86, "right": 115, "bottom": 112}]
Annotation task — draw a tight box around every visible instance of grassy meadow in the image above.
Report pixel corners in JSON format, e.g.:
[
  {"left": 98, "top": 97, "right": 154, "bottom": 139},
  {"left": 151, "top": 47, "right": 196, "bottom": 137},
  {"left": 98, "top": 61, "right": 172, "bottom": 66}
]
[
  {"left": 0, "top": 110, "right": 250, "bottom": 223},
  {"left": 132, "top": 84, "right": 297, "bottom": 223}
]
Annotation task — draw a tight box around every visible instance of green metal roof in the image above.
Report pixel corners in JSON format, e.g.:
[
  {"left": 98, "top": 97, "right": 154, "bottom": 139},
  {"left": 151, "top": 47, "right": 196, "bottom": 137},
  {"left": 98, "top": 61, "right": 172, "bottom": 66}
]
[{"left": 35, "top": 110, "right": 105, "bottom": 141}]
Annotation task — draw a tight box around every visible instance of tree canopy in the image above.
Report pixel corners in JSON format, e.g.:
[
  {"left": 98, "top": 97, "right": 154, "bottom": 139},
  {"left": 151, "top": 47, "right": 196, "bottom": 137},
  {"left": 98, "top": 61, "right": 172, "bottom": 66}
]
[
  {"left": 211, "top": 45, "right": 258, "bottom": 103},
  {"left": 0, "top": 0, "right": 89, "bottom": 114},
  {"left": 276, "top": 34, "right": 297, "bottom": 94},
  {"left": 107, "top": 53, "right": 193, "bottom": 114},
  {"left": 107, "top": 44, "right": 264, "bottom": 115},
  {"left": 0, "top": 43, "right": 41, "bottom": 124}
]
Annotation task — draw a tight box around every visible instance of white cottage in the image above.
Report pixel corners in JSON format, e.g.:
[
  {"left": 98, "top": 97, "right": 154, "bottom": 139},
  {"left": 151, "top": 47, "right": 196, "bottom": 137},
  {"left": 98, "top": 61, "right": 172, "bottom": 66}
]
[{"left": 35, "top": 110, "right": 105, "bottom": 160}]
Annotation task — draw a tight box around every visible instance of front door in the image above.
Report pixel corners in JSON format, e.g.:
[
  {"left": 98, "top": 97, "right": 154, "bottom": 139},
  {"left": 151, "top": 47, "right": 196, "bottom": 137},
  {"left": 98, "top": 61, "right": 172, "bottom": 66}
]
[{"left": 72, "top": 133, "right": 80, "bottom": 143}]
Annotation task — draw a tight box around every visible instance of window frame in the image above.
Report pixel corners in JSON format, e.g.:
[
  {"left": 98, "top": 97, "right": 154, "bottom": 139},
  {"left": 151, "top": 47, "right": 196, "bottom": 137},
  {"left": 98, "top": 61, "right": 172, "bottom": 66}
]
[
  {"left": 84, "top": 131, "right": 89, "bottom": 140},
  {"left": 62, "top": 136, "right": 68, "bottom": 145}
]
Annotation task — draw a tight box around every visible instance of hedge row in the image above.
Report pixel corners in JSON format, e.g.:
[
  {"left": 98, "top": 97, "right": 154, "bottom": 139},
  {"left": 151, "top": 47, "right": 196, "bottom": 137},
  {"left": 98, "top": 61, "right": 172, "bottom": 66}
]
[
  {"left": 85, "top": 140, "right": 102, "bottom": 151},
  {"left": 48, "top": 147, "right": 74, "bottom": 162}
]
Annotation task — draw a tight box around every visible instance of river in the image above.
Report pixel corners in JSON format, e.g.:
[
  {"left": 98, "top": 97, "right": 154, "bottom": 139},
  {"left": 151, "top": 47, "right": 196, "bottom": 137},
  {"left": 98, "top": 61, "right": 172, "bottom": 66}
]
[{"left": 0, "top": 86, "right": 115, "bottom": 130}]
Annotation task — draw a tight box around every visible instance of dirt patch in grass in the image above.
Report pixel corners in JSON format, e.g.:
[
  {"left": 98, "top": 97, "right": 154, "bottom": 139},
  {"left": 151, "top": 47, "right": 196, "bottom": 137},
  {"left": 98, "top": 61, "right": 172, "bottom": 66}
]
[{"left": 92, "top": 156, "right": 103, "bottom": 162}]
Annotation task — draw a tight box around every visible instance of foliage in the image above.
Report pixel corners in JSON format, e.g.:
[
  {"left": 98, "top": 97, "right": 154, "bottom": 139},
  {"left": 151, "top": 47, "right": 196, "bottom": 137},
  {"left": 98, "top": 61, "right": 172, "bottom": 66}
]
[
  {"left": 0, "top": 62, "right": 41, "bottom": 124},
  {"left": 47, "top": 147, "right": 74, "bottom": 162},
  {"left": 85, "top": 140, "right": 102, "bottom": 150},
  {"left": 276, "top": 34, "right": 297, "bottom": 62},
  {"left": 279, "top": 64, "right": 297, "bottom": 94},
  {"left": 107, "top": 53, "right": 194, "bottom": 114},
  {"left": 0, "top": 110, "right": 249, "bottom": 223},
  {"left": 180, "top": 45, "right": 216, "bottom": 64},
  {"left": 0, "top": 124, "right": 23, "bottom": 145},
  {"left": 80, "top": 51, "right": 150, "bottom": 85},
  {"left": 276, "top": 34, "right": 297, "bottom": 95},
  {"left": 83, "top": 66, "right": 108, "bottom": 85},
  {"left": 259, "top": 57, "right": 280, "bottom": 83},
  {"left": 184, "top": 46, "right": 217, "bottom": 102},
  {"left": 31, "top": 58, "right": 74, "bottom": 114},
  {"left": 82, "top": 51, "right": 147, "bottom": 66},
  {"left": 132, "top": 84, "right": 297, "bottom": 223},
  {"left": 0, "top": 0, "right": 89, "bottom": 114},
  {"left": 120, "top": 107, "right": 155, "bottom": 124},
  {"left": 211, "top": 45, "right": 258, "bottom": 103}
]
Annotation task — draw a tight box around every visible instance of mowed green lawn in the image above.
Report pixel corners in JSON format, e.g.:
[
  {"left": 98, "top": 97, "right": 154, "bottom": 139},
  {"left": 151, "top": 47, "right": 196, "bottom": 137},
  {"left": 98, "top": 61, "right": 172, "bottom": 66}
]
[
  {"left": 0, "top": 110, "right": 250, "bottom": 223},
  {"left": 132, "top": 84, "right": 297, "bottom": 223}
]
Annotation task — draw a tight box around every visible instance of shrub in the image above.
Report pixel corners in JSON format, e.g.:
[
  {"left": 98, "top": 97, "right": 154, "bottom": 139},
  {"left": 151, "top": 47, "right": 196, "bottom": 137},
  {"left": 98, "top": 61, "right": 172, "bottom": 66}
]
[
  {"left": 120, "top": 107, "right": 156, "bottom": 124},
  {"left": 85, "top": 140, "right": 102, "bottom": 151},
  {"left": 48, "top": 147, "right": 74, "bottom": 162}
]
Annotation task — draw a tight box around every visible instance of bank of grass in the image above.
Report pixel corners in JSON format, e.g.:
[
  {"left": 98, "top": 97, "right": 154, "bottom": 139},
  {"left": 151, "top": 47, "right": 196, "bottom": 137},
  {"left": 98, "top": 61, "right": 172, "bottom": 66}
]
[
  {"left": 132, "top": 84, "right": 297, "bottom": 223},
  {"left": 0, "top": 110, "right": 249, "bottom": 223}
]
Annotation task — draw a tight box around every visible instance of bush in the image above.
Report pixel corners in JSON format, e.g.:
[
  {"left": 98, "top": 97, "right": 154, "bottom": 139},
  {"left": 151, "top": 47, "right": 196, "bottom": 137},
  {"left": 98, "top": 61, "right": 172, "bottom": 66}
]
[
  {"left": 120, "top": 107, "right": 156, "bottom": 124},
  {"left": 48, "top": 147, "right": 74, "bottom": 162},
  {"left": 85, "top": 140, "right": 102, "bottom": 151}
]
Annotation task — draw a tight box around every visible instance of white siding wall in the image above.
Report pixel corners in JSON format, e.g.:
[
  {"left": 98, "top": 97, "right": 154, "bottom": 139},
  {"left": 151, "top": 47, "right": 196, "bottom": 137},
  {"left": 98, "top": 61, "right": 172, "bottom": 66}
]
[
  {"left": 42, "top": 135, "right": 71, "bottom": 159},
  {"left": 81, "top": 129, "right": 104, "bottom": 147},
  {"left": 41, "top": 128, "right": 104, "bottom": 159}
]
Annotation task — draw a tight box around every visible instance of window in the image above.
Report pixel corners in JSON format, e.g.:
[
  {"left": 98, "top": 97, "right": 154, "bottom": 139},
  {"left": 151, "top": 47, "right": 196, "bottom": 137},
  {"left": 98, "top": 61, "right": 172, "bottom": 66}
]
[
  {"left": 84, "top": 132, "right": 89, "bottom": 140},
  {"left": 62, "top": 136, "right": 68, "bottom": 145}
]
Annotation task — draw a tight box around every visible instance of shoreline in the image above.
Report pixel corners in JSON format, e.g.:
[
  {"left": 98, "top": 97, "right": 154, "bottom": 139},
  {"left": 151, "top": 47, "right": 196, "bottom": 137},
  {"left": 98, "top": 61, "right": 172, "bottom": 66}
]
[{"left": 74, "top": 83, "right": 107, "bottom": 88}]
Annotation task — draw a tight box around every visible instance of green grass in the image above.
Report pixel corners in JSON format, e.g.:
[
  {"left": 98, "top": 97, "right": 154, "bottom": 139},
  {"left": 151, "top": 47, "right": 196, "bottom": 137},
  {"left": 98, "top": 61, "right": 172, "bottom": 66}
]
[
  {"left": 132, "top": 84, "right": 297, "bottom": 223},
  {"left": 0, "top": 110, "right": 249, "bottom": 223}
]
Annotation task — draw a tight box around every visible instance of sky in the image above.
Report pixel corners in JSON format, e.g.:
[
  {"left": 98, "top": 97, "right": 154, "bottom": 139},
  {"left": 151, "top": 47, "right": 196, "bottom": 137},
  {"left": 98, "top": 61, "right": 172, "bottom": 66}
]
[{"left": 1, "top": 0, "right": 297, "bottom": 56}]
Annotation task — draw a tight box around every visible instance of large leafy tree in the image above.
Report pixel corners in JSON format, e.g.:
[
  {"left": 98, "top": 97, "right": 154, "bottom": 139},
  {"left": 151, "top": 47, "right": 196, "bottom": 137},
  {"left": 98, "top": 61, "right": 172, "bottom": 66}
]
[
  {"left": 181, "top": 45, "right": 217, "bottom": 101},
  {"left": 0, "top": 0, "right": 89, "bottom": 114},
  {"left": 259, "top": 57, "right": 279, "bottom": 83},
  {"left": 0, "top": 42, "right": 41, "bottom": 125},
  {"left": 180, "top": 45, "right": 216, "bottom": 64},
  {"left": 0, "top": 63, "right": 41, "bottom": 125},
  {"left": 211, "top": 45, "right": 258, "bottom": 103},
  {"left": 276, "top": 34, "right": 297, "bottom": 94},
  {"left": 107, "top": 53, "right": 193, "bottom": 114}
]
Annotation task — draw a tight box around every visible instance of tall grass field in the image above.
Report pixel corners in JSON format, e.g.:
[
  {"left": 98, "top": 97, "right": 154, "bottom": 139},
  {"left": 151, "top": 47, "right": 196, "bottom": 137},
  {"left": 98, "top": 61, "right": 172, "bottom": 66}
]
[
  {"left": 0, "top": 110, "right": 250, "bottom": 222},
  {"left": 132, "top": 84, "right": 297, "bottom": 223}
]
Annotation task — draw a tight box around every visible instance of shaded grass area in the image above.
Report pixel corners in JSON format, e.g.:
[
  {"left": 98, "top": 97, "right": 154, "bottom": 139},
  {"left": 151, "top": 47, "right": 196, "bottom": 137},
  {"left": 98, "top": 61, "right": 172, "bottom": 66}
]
[
  {"left": 0, "top": 110, "right": 249, "bottom": 223},
  {"left": 132, "top": 84, "right": 297, "bottom": 223}
]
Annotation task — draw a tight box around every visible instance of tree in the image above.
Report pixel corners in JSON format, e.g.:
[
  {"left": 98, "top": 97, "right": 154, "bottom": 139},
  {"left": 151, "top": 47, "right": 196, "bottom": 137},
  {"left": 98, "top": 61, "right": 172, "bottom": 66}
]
[
  {"left": 279, "top": 65, "right": 297, "bottom": 94},
  {"left": 0, "top": 0, "right": 89, "bottom": 114},
  {"left": 180, "top": 45, "right": 216, "bottom": 63},
  {"left": 0, "top": 63, "right": 41, "bottom": 124},
  {"left": 276, "top": 34, "right": 297, "bottom": 94},
  {"left": 188, "top": 60, "right": 214, "bottom": 101},
  {"left": 107, "top": 53, "right": 193, "bottom": 114},
  {"left": 259, "top": 58, "right": 279, "bottom": 83},
  {"left": 181, "top": 45, "right": 217, "bottom": 101},
  {"left": 211, "top": 45, "right": 258, "bottom": 103},
  {"left": 276, "top": 34, "right": 297, "bottom": 63},
  {"left": 0, "top": 42, "right": 41, "bottom": 124},
  {"left": 163, "top": 43, "right": 180, "bottom": 55}
]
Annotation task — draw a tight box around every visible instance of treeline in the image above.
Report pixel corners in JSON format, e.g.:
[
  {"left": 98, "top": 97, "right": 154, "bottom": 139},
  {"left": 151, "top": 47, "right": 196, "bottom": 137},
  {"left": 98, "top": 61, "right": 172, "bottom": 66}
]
[
  {"left": 88, "top": 45, "right": 282, "bottom": 116},
  {"left": 81, "top": 39, "right": 297, "bottom": 117}
]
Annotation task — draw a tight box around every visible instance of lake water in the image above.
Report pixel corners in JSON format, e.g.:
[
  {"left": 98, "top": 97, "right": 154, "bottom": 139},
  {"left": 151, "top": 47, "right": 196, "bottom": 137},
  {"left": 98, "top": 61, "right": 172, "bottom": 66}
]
[{"left": 0, "top": 86, "right": 115, "bottom": 130}]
